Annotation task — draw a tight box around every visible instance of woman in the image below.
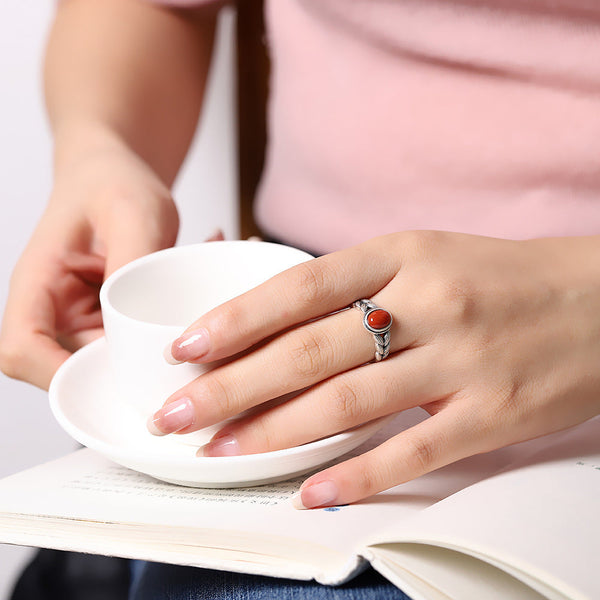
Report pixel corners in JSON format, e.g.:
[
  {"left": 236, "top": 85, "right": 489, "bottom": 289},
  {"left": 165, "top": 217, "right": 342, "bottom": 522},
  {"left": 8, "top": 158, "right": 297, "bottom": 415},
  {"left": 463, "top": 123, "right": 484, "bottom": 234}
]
[{"left": 2, "top": 0, "right": 600, "bottom": 597}]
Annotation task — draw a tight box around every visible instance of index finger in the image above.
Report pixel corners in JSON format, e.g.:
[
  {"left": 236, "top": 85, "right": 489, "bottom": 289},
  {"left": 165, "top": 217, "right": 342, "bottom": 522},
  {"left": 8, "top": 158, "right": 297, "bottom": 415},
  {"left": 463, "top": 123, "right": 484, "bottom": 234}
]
[{"left": 168, "top": 237, "right": 400, "bottom": 364}]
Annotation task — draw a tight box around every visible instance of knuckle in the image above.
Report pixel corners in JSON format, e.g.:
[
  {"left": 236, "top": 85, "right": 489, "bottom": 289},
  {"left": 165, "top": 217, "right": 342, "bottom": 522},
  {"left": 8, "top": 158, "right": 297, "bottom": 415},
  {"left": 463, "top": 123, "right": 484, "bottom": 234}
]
[
  {"left": 442, "top": 279, "right": 478, "bottom": 322},
  {"left": 245, "top": 415, "right": 278, "bottom": 453},
  {"left": 353, "top": 457, "right": 389, "bottom": 497},
  {"left": 426, "top": 277, "right": 478, "bottom": 325},
  {"left": 286, "top": 328, "right": 331, "bottom": 382},
  {"left": 406, "top": 435, "right": 439, "bottom": 474},
  {"left": 195, "top": 375, "right": 239, "bottom": 419},
  {"left": 211, "top": 300, "right": 247, "bottom": 340},
  {"left": 354, "top": 465, "right": 378, "bottom": 498},
  {"left": 490, "top": 379, "right": 525, "bottom": 421},
  {"left": 400, "top": 230, "right": 446, "bottom": 261},
  {"left": 292, "top": 260, "right": 329, "bottom": 307},
  {"left": 340, "top": 452, "right": 400, "bottom": 499},
  {"left": 328, "top": 381, "right": 365, "bottom": 426}
]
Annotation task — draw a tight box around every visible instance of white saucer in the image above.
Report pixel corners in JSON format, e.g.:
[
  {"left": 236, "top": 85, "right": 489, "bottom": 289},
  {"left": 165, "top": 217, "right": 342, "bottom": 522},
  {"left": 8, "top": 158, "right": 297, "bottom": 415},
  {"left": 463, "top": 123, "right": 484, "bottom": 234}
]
[{"left": 49, "top": 338, "right": 387, "bottom": 488}]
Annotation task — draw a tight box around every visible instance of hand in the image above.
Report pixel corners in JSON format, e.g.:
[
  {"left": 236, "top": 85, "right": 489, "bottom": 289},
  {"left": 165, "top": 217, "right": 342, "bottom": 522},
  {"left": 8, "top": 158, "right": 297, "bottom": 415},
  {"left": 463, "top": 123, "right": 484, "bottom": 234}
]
[
  {"left": 0, "top": 135, "right": 179, "bottom": 389},
  {"left": 151, "top": 232, "right": 600, "bottom": 507}
]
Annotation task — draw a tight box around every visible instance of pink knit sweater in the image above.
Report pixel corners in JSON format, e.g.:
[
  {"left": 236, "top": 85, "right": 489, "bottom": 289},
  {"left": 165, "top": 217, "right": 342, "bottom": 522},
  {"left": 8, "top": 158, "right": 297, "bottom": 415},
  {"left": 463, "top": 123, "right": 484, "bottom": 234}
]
[{"left": 152, "top": 0, "right": 600, "bottom": 254}]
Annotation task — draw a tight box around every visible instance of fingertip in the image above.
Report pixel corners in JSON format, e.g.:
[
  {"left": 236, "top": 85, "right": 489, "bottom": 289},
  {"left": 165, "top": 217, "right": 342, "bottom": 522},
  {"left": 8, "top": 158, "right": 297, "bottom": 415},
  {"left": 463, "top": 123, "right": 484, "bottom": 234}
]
[
  {"left": 148, "top": 396, "right": 195, "bottom": 435},
  {"left": 146, "top": 414, "right": 168, "bottom": 436},
  {"left": 290, "top": 479, "right": 339, "bottom": 510},
  {"left": 202, "top": 433, "right": 240, "bottom": 457},
  {"left": 170, "top": 329, "right": 210, "bottom": 363},
  {"left": 290, "top": 491, "right": 308, "bottom": 510},
  {"left": 163, "top": 342, "right": 183, "bottom": 365},
  {"left": 205, "top": 229, "right": 225, "bottom": 242}
]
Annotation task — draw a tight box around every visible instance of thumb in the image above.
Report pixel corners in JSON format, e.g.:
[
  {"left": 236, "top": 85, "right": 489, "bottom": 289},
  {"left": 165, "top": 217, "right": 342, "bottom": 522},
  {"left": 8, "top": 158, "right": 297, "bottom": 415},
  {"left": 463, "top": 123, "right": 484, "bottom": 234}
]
[{"left": 103, "top": 200, "right": 179, "bottom": 278}]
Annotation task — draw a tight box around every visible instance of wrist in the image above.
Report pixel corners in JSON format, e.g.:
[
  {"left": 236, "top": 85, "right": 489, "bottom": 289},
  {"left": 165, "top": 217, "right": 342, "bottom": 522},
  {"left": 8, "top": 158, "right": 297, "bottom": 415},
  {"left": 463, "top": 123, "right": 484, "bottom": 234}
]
[{"left": 52, "top": 119, "right": 133, "bottom": 177}]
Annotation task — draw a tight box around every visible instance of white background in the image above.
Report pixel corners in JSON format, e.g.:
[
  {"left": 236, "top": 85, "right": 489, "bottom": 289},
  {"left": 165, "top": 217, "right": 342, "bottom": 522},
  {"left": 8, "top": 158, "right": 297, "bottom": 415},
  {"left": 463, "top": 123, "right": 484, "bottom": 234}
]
[{"left": 0, "top": 3, "right": 237, "bottom": 597}]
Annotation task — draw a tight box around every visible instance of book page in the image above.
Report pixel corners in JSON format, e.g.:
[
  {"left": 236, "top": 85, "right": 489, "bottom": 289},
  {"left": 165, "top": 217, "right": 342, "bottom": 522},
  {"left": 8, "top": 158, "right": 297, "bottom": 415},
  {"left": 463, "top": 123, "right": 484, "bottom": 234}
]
[
  {"left": 367, "top": 544, "right": 548, "bottom": 600},
  {"left": 0, "top": 448, "right": 356, "bottom": 581},
  {"left": 0, "top": 408, "right": 566, "bottom": 585},
  {"left": 367, "top": 417, "right": 600, "bottom": 600},
  {"left": 0, "top": 411, "right": 424, "bottom": 583}
]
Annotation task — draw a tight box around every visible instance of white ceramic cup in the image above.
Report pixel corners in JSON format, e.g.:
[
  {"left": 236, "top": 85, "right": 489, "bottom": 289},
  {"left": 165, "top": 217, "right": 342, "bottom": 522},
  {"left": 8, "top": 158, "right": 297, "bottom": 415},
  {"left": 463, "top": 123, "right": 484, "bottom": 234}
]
[{"left": 99, "top": 241, "right": 313, "bottom": 445}]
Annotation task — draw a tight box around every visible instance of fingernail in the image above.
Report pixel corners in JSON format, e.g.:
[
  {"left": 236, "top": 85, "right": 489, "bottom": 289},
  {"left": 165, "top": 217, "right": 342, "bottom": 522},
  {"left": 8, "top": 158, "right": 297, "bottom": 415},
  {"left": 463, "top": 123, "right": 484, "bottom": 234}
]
[
  {"left": 201, "top": 434, "right": 240, "bottom": 457},
  {"left": 163, "top": 343, "right": 183, "bottom": 365},
  {"left": 291, "top": 480, "right": 339, "bottom": 510},
  {"left": 206, "top": 228, "right": 225, "bottom": 242},
  {"left": 170, "top": 328, "right": 210, "bottom": 362},
  {"left": 147, "top": 397, "right": 195, "bottom": 436}
]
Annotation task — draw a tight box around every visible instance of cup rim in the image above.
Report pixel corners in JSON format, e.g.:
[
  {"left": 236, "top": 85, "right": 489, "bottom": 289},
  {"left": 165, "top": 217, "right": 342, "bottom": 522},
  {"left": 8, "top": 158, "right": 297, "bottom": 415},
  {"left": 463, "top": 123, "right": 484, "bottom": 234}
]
[{"left": 99, "top": 240, "right": 313, "bottom": 327}]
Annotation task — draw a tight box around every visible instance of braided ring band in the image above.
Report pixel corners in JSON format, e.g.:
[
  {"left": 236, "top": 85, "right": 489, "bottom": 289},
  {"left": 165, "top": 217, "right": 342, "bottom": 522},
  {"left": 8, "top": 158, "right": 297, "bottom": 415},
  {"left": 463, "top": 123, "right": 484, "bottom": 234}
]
[{"left": 353, "top": 299, "right": 393, "bottom": 361}]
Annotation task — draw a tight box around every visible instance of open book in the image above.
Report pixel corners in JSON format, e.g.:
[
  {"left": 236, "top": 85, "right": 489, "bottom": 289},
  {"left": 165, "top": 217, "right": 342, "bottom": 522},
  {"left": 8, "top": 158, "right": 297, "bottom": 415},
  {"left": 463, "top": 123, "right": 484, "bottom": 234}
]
[{"left": 0, "top": 410, "right": 597, "bottom": 600}]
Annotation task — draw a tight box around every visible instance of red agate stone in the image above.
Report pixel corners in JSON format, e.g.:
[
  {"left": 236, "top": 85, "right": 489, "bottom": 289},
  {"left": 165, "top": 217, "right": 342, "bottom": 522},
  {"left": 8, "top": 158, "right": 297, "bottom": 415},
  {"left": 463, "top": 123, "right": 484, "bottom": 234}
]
[{"left": 367, "top": 309, "right": 392, "bottom": 330}]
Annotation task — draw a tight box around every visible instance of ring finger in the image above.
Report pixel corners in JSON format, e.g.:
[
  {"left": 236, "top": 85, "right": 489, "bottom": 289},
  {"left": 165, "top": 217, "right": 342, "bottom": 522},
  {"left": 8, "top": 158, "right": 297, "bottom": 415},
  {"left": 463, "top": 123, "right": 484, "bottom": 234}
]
[
  {"left": 150, "top": 298, "right": 421, "bottom": 435},
  {"left": 200, "top": 343, "right": 451, "bottom": 456}
]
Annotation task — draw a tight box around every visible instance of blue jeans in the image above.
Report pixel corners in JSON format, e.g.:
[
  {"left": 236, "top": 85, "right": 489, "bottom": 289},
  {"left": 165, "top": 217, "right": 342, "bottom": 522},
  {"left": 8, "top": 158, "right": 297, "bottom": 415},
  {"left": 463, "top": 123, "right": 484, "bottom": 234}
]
[{"left": 129, "top": 562, "right": 412, "bottom": 600}]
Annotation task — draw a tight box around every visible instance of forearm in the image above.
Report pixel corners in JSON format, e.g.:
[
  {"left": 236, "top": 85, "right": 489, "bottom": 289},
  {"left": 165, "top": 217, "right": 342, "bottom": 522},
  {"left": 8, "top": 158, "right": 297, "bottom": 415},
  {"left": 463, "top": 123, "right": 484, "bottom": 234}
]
[{"left": 45, "top": 0, "right": 216, "bottom": 186}]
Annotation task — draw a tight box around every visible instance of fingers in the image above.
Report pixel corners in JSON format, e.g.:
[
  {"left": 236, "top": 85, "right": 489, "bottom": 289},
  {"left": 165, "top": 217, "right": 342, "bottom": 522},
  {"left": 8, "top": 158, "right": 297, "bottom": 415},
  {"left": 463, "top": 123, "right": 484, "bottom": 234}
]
[
  {"left": 101, "top": 190, "right": 179, "bottom": 278},
  {"left": 4, "top": 335, "right": 71, "bottom": 391},
  {"left": 104, "top": 213, "right": 176, "bottom": 279},
  {"left": 61, "top": 252, "right": 105, "bottom": 285},
  {"left": 291, "top": 405, "right": 480, "bottom": 509},
  {"left": 2, "top": 143, "right": 181, "bottom": 390},
  {"left": 0, "top": 280, "right": 72, "bottom": 390},
  {"left": 1, "top": 249, "right": 103, "bottom": 389},
  {"left": 0, "top": 328, "right": 71, "bottom": 390},
  {"left": 205, "top": 228, "right": 225, "bottom": 242},
  {"left": 151, "top": 297, "right": 421, "bottom": 435},
  {"left": 201, "top": 345, "right": 447, "bottom": 456},
  {"left": 167, "top": 239, "right": 400, "bottom": 364}
]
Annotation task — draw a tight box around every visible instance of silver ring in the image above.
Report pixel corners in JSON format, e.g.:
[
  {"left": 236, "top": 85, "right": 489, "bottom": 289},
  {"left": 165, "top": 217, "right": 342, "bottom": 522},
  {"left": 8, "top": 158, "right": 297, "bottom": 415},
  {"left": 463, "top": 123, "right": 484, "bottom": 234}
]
[{"left": 353, "top": 299, "right": 393, "bottom": 361}]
